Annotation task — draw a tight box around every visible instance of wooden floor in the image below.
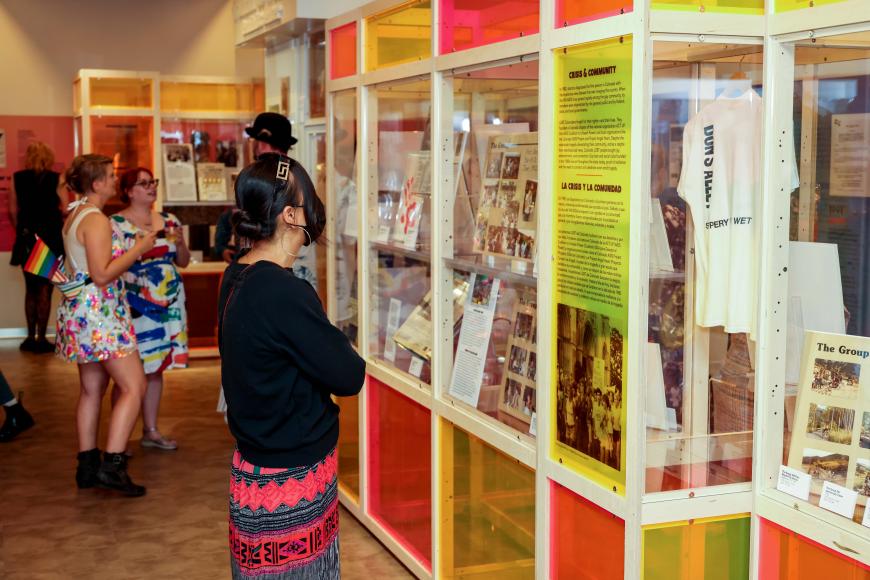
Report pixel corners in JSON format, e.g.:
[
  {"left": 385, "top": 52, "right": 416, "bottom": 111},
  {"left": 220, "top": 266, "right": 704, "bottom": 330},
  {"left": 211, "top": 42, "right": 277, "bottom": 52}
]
[{"left": 0, "top": 341, "right": 411, "bottom": 580}]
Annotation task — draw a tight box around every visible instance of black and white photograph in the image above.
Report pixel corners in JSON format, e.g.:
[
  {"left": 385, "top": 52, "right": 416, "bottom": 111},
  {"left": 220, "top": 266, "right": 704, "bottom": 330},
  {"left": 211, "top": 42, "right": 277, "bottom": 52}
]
[
  {"left": 485, "top": 151, "right": 503, "bottom": 179},
  {"left": 509, "top": 345, "right": 527, "bottom": 376},
  {"left": 513, "top": 312, "right": 534, "bottom": 341},
  {"left": 501, "top": 152, "right": 520, "bottom": 180},
  {"left": 861, "top": 412, "right": 870, "bottom": 450},
  {"left": 522, "top": 179, "right": 537, "bottom": 221},
  {"left": 556, "top": 304, "right": 624, "bottom": 470}
]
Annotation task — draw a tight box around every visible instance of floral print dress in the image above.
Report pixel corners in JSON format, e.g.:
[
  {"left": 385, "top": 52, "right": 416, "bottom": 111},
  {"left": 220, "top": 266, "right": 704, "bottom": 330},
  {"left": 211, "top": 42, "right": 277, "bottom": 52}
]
[
  {"left": 55, "top": 206, "right": 138, "bottom": 363},
  {"left": 111, "top": 212, "right": 188, "bottom": 374}
]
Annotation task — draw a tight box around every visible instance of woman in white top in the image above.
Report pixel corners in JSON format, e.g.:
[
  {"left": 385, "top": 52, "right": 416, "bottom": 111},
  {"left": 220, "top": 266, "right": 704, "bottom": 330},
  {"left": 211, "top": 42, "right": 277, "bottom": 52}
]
[{"left": 56, "top": 154, "right": 156, "bottom": 497}]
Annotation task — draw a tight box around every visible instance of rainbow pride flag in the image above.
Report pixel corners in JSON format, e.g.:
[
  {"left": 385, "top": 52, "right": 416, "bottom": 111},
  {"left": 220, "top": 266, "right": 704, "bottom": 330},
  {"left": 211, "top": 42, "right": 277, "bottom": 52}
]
[{"left": 23, "top": 235, "right": 61, "bottom": 280}]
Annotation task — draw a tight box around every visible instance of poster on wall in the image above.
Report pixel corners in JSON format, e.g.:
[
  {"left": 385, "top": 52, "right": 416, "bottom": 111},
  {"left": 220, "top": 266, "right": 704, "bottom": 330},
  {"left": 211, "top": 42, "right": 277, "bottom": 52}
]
[
  {"left": 830, "top": 113, "right": 870, "bottom": 198},
  {"left": 787, "top": 331, "right": 870, "bottom": 521},
  {"left": 162, "top": 144, "right": 197, "bottom": 202},
  {"left": 552, "top": 36, "right": 633, "bottom": 494}
]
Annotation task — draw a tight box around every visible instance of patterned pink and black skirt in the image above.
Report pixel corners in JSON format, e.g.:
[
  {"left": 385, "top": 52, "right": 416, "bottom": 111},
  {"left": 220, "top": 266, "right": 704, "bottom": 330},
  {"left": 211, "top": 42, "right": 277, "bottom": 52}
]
[{"left": 229, "top": 448, "right": 339, "bottom": 579}]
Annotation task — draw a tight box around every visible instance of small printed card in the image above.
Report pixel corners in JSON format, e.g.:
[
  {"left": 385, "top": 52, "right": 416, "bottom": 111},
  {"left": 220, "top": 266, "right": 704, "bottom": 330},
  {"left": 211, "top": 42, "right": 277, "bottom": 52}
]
[
  {"left": 529, "top": 412, "right": 537, "bottom": 436},
  {"left": 819, "top": 481, "right": 859, "bottom": 519},
  {"left": 408, "top": 356, "right": 424, "bottom": 378},
  {"left": 776, "top": 465, "right": 812, "bottom": 501},
  {"left": 863, "top": 504, "right": 870, "bottom": 529}
]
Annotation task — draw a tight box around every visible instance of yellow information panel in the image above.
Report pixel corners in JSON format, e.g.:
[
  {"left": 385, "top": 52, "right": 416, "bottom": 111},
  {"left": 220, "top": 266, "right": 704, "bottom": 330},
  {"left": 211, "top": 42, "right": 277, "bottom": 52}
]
[
  {"left": 775, "top": 0, "right": 846, "bottom": 10},
  {"left": 552, "top": 36, "right": 632, "bottom": 495},
  {"left": 650, "top": 0, "right": 762, "bottom": 14}
]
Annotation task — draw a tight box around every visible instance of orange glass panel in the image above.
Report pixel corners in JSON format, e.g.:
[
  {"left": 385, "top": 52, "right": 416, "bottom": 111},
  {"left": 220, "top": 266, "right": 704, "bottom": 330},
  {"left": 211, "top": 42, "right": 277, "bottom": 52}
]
[
  {"left": 365, "top": 1, "right": 432, "bottom": 71},
  {"left": 368, "top": 378, "right": 431, "bottom": 568},
  {"left": 759, "top": 518, "right": 870, "bottom": 579},
  {"left": 441, "top": 421, "right": 535, "bottom": 578},
  {"left": 335, "top": 394, "right": 360, "bottom": 502},
  {"left": 557, "top": 0, "right": 632, "bottom": 26},
  {"left": 551, "top": 482, "right": 624, "bottom": 579},
  {"left": 439, "top": 0, "right": 538, "bottom": 54},
  {"left": 643, "top": 515, "right": 750, "bottom": 579},
  {"left": 89, "top": 77, "right": 152, "bottom": 109},
  {"left": 330, "top": 22, "right": 357, "bottom": 79},
  {"left": 90, "top": 116, "right": 153, "bottom": 175},
  {"left": 161, "top": 82, "right": 258, "bottom": 113}
]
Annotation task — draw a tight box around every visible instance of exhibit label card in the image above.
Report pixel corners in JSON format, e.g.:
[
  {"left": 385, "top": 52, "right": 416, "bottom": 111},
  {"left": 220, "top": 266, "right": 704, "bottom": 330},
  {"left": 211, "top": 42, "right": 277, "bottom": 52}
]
[
  {"left": 863, "top": 503, "right": 870, "bottom": 528},
  {"left": 408, "top": 355, "right": 424, "bottom": 378},
  {"left": 819, "top": 481, "right": 859, "bottom": 519},
  {"left": 777, "top": 465, "right": 812, "bottom": 501},
  {"left": 449, "top": 274, "right": 500, "bottom": 407},
  {"left": 553, "top": 35, "right": 633, "bottom": 495}
]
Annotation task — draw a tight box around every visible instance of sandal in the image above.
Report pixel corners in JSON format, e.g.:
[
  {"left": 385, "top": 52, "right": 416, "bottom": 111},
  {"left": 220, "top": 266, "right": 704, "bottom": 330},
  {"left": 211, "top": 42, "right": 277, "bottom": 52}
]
[{"left": 140, "top": 428, "right": 178, "bottom": 451}]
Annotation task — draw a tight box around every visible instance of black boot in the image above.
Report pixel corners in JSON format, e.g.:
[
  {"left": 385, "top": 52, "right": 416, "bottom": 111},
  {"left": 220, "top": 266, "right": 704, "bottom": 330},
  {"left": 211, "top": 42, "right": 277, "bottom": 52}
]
[
  {"left": 0, "top": 396, "right": 35, "bottom": 442},
  {"left": 76, "top": 448, "right": 102, "bottom": 488},
  {"left": 96, "top": 452, "right": 146, "bottom": 497}
]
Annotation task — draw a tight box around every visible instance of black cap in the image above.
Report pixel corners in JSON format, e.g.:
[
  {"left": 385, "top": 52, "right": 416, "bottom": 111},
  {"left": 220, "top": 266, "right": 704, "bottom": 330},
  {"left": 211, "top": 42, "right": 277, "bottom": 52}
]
[{"left": 245, "top": 112, "right": 296, "bottom": 151}]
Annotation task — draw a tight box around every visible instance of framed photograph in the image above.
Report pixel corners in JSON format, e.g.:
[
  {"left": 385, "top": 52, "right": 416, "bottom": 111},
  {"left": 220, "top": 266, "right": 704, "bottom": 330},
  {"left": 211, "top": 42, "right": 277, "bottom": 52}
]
[
  {"left": 196, "top": 163, "right": 228, "bottom": 202},
  {"left": 162, "top": 143, "right": 197, "bottom": 202}
]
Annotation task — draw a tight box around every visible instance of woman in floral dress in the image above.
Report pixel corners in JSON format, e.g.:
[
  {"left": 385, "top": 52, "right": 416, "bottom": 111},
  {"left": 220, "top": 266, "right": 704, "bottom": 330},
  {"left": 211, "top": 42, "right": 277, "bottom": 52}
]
[{"left": 113, "top": 167, "right": 190, "bottom": 451}]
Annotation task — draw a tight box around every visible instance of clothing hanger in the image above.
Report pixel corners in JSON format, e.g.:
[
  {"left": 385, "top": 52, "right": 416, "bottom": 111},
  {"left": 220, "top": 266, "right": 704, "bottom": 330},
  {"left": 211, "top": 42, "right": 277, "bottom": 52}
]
[{"left": 721, "top": 56, "right": 751, "bottom": 98}]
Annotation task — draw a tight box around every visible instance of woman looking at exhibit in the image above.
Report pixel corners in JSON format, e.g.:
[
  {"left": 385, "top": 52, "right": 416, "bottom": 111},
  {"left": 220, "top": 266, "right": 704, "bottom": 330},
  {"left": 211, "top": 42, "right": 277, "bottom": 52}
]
[
  {"left": 219, "top": 154, "right": 365, "bottom": 579},
  {"left": 113, "top": 167, "right": 189, "bottom": 451},
  {"left": 57, "top": 154, "right": 156, "bottom": 497},
  {"left": 9, "top": 142, "right": 65, "bottom": 353}
]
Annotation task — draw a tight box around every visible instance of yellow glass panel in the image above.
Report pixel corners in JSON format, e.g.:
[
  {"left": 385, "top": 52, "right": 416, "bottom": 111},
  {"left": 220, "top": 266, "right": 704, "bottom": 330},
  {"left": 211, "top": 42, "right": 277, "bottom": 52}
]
[
  {"left": 89, "top": 77, "right": 152, "bottom": 109},
  {"left": 335, "top": 394, "right": 360, "bottom": 502},
  {"left": 160, "top": 82, "right": 260, "bottom": 114},
  {"left": 365, "top": 0, "right": 431, "bottom": 71},
  {"left": 73, "top": 79, "right": 82, "bottom": 113},
  {"left": 643, "top": 515, "right": 751, "bottom": 580},
  {"left": 776, "top": 0, "right": 846, "bottom": 10},
  {"left": 651, "top": 0, "right": 763, "bottom": 14},
  {"left": 441, "top": 420, "right": 535, "bottom": 579}
]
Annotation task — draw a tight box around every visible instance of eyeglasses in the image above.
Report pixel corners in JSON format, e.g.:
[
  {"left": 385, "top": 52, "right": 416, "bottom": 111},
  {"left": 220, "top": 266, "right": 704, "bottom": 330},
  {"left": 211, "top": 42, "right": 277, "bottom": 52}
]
[{"left": 134, "top": 179, "right": 159, "bottom": 188}]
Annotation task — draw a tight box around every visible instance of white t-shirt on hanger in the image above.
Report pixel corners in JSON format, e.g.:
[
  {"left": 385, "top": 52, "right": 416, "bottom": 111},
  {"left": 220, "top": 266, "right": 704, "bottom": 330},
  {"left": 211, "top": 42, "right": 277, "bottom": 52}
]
[{"left": 677, "top": 88, "right": 796, "bottom": 339}]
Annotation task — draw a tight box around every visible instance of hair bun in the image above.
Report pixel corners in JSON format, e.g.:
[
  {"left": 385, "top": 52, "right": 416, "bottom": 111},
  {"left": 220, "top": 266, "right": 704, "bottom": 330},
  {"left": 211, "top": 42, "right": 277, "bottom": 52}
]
[{"left": 231, "top": 209, "right": 265, "bottom": 241}]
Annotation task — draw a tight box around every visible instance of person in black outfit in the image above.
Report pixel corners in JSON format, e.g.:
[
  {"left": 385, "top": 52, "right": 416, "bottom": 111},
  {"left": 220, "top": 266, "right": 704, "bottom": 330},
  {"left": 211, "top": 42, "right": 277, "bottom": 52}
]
[
  {"left": 9, "top": 142, "right": 65, "bottom": 353},
  {"left": 219, "top": 154, "right": 364, "bottom": 579}
]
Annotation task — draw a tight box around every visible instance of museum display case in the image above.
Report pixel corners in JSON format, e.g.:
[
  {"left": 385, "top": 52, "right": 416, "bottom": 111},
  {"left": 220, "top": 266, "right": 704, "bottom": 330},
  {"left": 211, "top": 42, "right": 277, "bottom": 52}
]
[{"left": 323, "top": 0, "right": 870, "bottom": 577}]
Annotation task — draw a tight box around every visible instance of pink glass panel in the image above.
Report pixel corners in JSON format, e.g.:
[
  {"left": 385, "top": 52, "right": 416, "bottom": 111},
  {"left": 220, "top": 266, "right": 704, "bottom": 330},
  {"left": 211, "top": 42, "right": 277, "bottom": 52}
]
[
  {"left": 556, "top": 0, "right": 632, "bottom": 26},
  {"left": 368, "top": 377, "right": 432, "bottom": 568},
  {"left": 330, "top": 22, "right": 357, "bottom": 79},
  {"left": 551, "top": 482, "right": 624, "bottom": 579},
  {"left": 439, "top": 0, "right": 539, "bottom": 54}
]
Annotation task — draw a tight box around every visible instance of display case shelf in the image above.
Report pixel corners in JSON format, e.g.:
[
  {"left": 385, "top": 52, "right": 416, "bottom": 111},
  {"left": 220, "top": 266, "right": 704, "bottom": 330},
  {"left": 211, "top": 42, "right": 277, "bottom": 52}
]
[
  {"left": 370, "top": 240, "right": 432, "bottom": 263},
  {"left": 444, "top": 257, "right": 537, "bottom": 288}
]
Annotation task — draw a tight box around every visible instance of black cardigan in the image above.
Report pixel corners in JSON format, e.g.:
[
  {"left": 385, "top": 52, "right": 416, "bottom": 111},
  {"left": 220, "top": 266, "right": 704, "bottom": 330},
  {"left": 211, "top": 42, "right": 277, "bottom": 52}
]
[{"left": 218, "top": 260, "right": 365, "bottom": 467}]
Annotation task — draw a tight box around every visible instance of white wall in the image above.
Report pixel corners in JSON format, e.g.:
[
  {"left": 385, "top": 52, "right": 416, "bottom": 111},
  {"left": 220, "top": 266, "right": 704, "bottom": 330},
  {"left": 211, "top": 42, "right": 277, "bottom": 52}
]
[
  {"left": 0, "top": 0, "right": 264, "bottom": 116},
  {"left": 0, "top": 0, "right": 264, "bottom": 331}
]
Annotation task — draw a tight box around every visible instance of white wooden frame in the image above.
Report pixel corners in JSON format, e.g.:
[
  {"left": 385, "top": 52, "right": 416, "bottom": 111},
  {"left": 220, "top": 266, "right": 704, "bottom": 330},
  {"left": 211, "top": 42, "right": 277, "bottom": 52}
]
[{"left": 322, "top": 1, "right": 870, "bottom": 578}]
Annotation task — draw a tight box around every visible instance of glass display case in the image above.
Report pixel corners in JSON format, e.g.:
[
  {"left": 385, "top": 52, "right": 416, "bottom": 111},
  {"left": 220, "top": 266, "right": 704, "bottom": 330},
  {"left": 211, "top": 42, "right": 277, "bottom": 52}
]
[
  {"left": 441, "top": 58, "right": 540, "bottom": 436},
  {"left": 646, "top": 41, "right": 764, "bottom": 493},
  {"left": 367, "top": 76, "right": 434, "bottom": 385},
  {"left": 332, "top": 89, "right": 360, "bottom": 344},
  {"left": 325, "top": 0, "right": 870, "bottom": 577},
  {"left": 756, "top": 28, "right": 870, "bottom": 562}
]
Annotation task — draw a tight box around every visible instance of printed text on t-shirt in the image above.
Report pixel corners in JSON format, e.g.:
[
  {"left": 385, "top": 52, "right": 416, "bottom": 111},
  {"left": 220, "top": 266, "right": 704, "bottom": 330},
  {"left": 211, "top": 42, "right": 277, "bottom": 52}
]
[
  {"left": 705, "top": 216, "right": 752, "bottom": 229},
  {"left": 704, "top": 124, "right": 714, "bottom": 209}
]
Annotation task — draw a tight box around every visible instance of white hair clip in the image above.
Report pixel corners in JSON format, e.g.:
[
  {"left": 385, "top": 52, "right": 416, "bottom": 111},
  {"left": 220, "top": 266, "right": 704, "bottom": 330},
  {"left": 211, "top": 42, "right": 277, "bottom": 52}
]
[{"left": 277, "top": 160, "right": 290, "bottom": 181}]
